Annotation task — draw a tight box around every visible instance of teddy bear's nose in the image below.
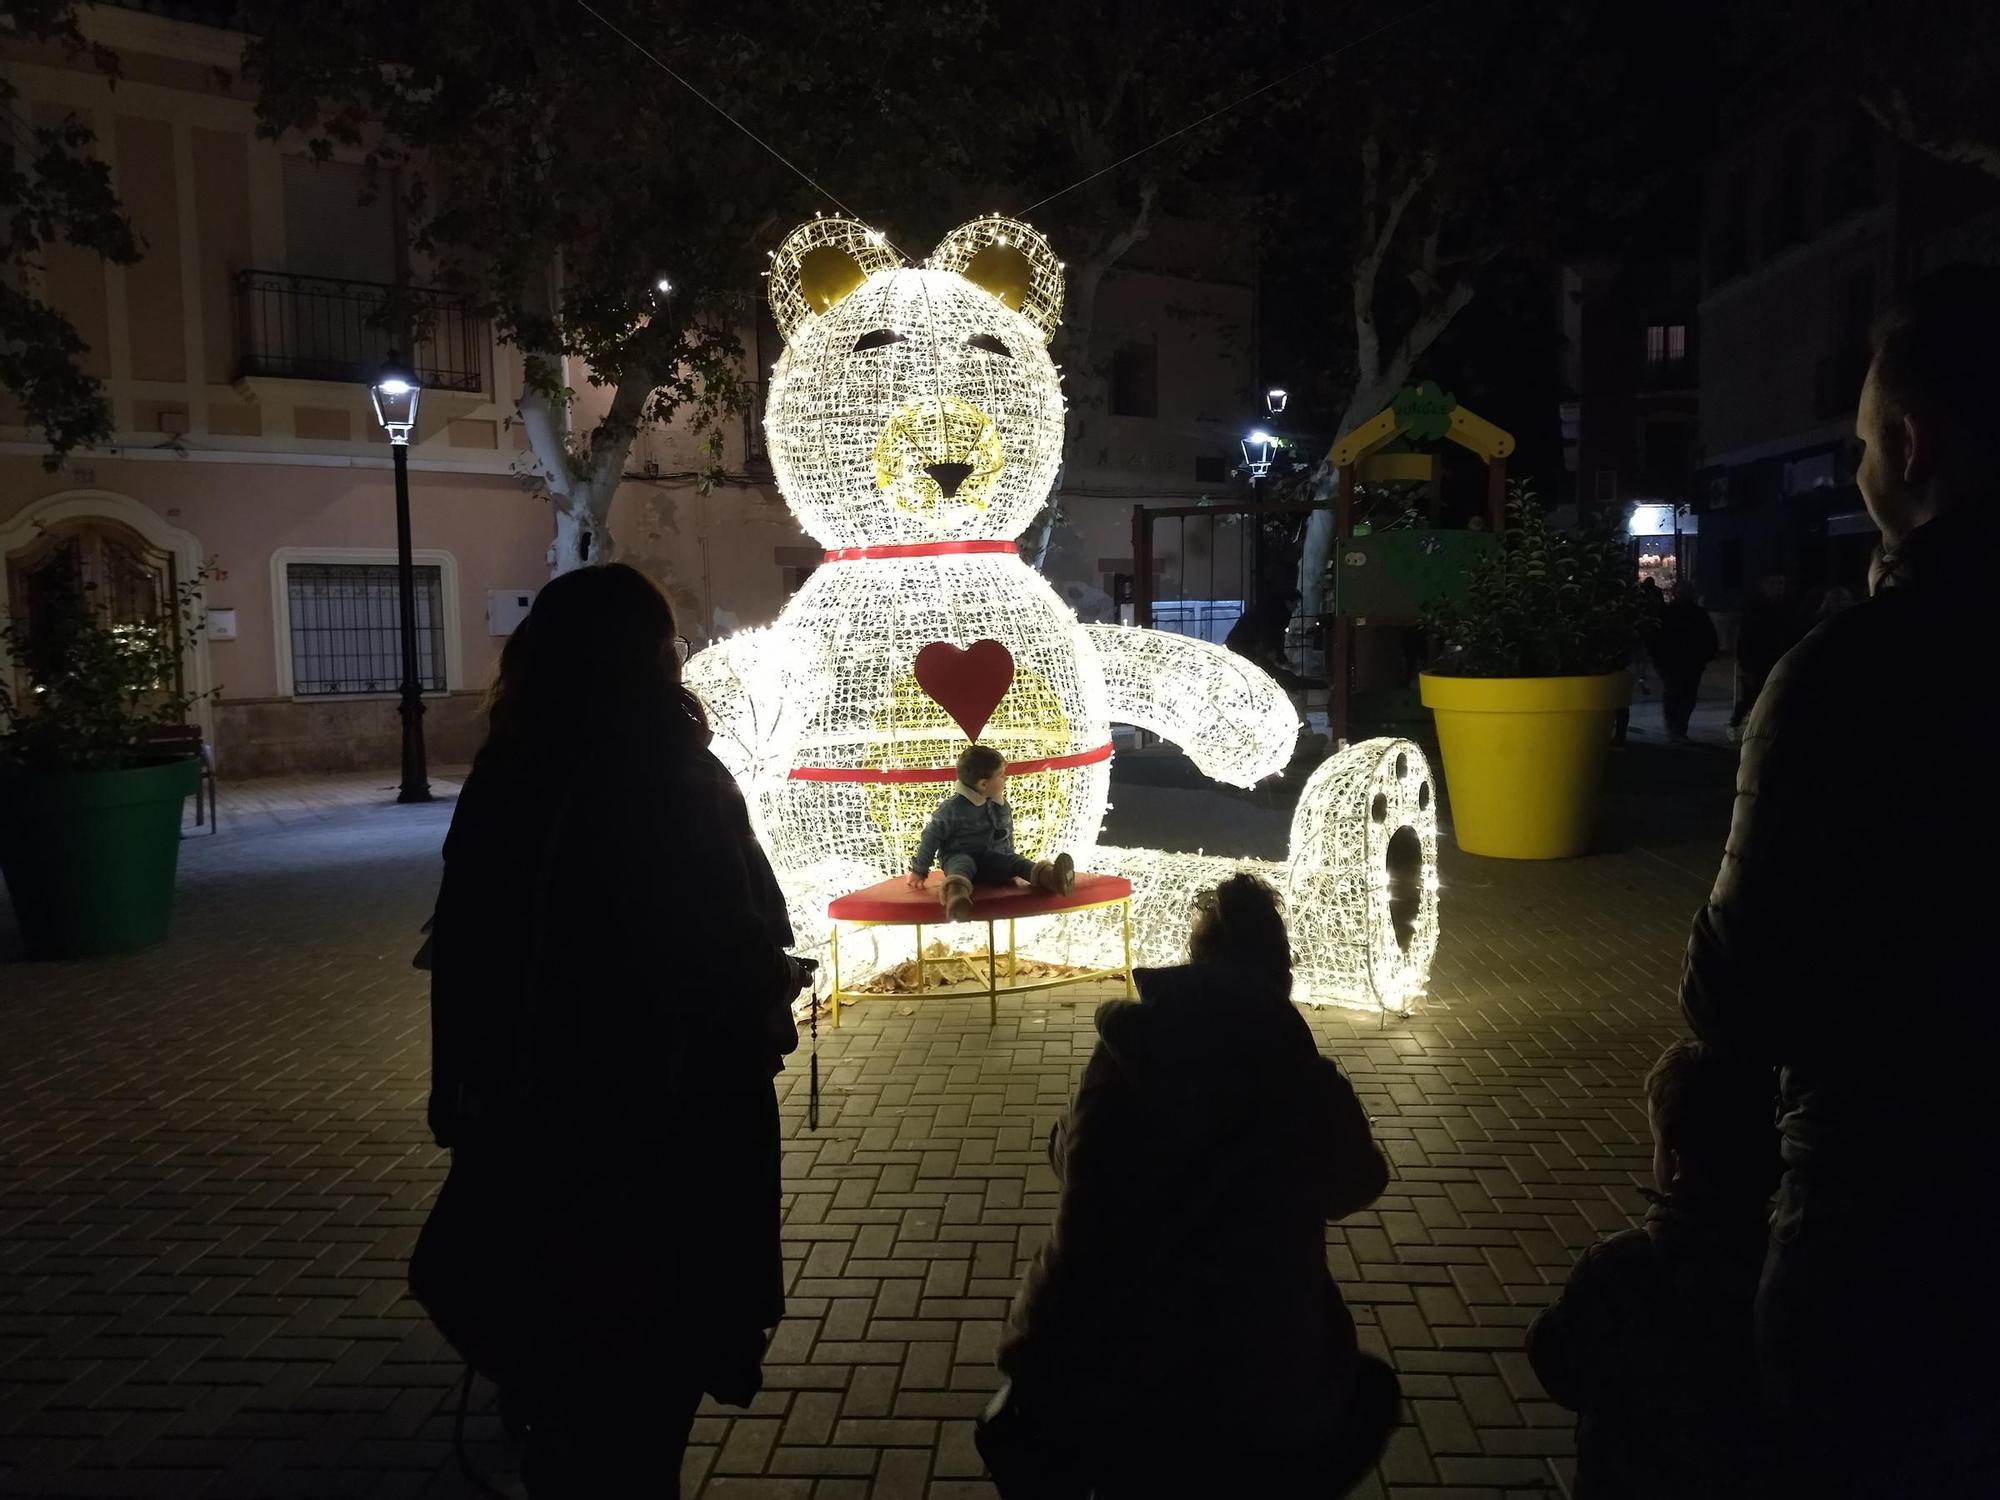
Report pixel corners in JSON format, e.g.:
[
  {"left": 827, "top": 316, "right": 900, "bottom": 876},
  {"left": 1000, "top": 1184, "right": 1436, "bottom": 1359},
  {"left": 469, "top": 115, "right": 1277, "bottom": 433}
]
[{"left": 924, "top": 461, "right": 975, "bottom": 499}]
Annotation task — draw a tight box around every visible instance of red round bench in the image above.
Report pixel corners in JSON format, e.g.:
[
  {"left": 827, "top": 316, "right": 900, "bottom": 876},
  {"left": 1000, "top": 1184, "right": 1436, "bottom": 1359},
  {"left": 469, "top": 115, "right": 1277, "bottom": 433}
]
[{"left": 825, "top": 872, "right": 1134, "bottom": 1027}]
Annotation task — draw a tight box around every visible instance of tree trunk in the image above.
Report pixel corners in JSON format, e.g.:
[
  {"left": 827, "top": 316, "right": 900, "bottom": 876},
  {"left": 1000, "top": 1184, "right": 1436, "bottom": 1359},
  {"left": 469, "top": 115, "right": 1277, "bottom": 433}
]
[
  {"left": 519, "top": 359, "right": 650, "bottom": 574},
  {"left": 549, "top": 486, "right": 618, "bottom": 572},
  {"left": 1297, "top": 382, "right": 1398, "bottom": 616},
  {"left": 1296, "top": 308, "right": 1475, "bottom": 611}
]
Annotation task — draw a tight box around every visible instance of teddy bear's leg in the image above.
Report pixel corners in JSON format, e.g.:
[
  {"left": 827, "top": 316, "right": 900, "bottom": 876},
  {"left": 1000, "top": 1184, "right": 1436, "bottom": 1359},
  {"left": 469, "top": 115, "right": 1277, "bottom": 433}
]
[
  {"left": 1039, "top": 845, "right": 1282, "bottom": 974},
  {"left": 1280, "top": 737, "right": 1441, "bottom": 1013}
]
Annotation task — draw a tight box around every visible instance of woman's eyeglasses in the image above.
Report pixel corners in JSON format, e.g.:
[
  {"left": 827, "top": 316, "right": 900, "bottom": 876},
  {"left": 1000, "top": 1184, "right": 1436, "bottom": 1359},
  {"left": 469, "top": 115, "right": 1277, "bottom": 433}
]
[{"left": 672, "top": 635, "right": 692, "bottom": 666}]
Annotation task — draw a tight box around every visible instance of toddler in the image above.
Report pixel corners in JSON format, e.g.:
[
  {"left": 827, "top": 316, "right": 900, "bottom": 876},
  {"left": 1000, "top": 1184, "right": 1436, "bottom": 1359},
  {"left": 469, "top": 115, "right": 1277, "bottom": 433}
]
[
  {"left": 1525, "top": 1038, "right": 1779, "bottom": 1499},
  {"left": 908, "top": 744, "right": 1074, "bottom": 921}
]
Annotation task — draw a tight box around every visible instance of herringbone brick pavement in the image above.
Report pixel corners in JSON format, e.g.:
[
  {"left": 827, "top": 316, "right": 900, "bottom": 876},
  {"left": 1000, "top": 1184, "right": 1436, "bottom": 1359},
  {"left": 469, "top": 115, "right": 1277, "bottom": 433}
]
[{"left": 0, "top": 753, "right": 1734, "bottom": 1499}]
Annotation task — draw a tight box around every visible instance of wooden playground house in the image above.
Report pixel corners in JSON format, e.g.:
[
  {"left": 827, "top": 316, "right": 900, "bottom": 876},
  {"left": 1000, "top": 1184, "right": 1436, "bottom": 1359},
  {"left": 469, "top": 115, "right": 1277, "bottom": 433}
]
[{"left": 1325, "top": 386, "right": 1516, "bottom": 740}]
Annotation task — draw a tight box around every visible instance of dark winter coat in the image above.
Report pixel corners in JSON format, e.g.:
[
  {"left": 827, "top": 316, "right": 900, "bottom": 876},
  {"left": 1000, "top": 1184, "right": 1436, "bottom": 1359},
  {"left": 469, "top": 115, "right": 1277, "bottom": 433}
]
[
  {"left": 1681, "top": 505, "right": 1995, "bottom": 1186},
  {"left": 1526, "top": 1190, "right": 1774, "bottom": 1499},
  {"left": 416, "top": 736, "right": 800, "bottom": 1396},
  {"left": 1648, "top": 598, "right": 1719, "bottom": 680},
  {"left": 999, "top": 962, "right": 1388, "bottom": 1451},
  {"left": 911, "top": 786, "right": 1015, "bottom": 875}
]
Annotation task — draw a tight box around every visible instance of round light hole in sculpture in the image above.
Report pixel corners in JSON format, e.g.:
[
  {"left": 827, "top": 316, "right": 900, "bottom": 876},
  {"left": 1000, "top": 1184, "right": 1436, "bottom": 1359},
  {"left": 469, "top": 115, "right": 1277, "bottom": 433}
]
[{"left": 1385, "top": 823, "right": 1423, "bottom": 954}]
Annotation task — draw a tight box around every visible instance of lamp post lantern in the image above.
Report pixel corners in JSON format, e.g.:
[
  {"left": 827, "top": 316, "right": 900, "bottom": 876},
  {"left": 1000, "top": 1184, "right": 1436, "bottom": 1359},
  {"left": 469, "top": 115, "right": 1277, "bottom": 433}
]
[{"left": 371, "top": 352, "right": 431, "bottom": 803}]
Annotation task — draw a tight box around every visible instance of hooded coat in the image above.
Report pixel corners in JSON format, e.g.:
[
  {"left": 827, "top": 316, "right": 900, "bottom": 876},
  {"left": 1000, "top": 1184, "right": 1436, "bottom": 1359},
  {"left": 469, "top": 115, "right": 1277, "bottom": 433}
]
[
  {"left": 415, "top": 736, "right": 800, "bottom": 1397},
  {"left": 999, "top": 961, "right": 1388, "bottom": 1452},
  {"left": 1526, "top": 1189, "right": 1774, "bottom": 1499}
]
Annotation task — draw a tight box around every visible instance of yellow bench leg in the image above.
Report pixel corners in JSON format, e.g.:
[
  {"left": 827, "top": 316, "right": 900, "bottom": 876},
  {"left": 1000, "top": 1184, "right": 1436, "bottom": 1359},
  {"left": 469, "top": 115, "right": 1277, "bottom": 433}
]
[
  {"left": 987, "top": 918, "right": 999, "bottom": 1027},
  {"left": 1122, "top": 897, "right": 1135, "bottom": 998},
  {"left": 830, "top": 921, "right": 842, "bottom": 1029}
]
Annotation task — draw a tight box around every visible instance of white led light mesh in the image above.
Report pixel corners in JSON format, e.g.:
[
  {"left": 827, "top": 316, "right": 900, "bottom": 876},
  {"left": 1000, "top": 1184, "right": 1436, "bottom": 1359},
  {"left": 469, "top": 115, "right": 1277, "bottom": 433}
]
[
  {"left": 683, "top": 217, "right": 1444, "bottom": 1013},
  {"left": 746, "top": 556, "right": 1112, "bottom": 882},
  {"left": 1030, "top": 739, "right": 1440, "bottom": 1013},
  {"left": 765, "top": 266, "right": 1065, "bottom": 549},
  {"left": 927, "top": 215, "right": 1066, "bottom": 345},
  {"left": 766, "top": 216, "right": 901, "bottom": 342},
  {"left": 1081, "top": 623, "right": 1297, "bottom": 789}
]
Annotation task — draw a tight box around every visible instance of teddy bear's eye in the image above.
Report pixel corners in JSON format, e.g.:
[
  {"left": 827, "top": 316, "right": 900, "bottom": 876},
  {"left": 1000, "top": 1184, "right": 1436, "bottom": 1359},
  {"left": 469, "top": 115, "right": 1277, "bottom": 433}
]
[
  {"left": 967, "top": 334, "right": 1012, "bottom": 358},
  {"left": 852, "top": 329, "right": 904, "bottom": 352}
]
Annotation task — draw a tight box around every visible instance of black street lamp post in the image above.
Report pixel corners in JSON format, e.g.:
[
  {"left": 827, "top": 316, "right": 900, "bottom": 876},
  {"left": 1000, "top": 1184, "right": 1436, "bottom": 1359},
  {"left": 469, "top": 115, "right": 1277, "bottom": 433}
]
[{"left": 371, "top": 352, "right": 431, "bottom": 804}]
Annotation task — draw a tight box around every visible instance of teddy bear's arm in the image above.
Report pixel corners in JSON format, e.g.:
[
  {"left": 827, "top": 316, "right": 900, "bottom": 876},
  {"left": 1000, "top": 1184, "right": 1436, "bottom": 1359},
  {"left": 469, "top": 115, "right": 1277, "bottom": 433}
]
[
  {"left": 1083, "top": 624, "right": 1298, "bottom": 789},
  {"left": 684, "top": 626, "right": 813, "bottom": 794}
]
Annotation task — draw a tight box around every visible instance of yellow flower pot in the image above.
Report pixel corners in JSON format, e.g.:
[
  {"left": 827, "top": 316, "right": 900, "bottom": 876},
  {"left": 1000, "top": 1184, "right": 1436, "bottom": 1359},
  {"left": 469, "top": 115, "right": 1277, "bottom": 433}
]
[{"left": 1417, "top": 672, "right": 1630, "bottom": 859}]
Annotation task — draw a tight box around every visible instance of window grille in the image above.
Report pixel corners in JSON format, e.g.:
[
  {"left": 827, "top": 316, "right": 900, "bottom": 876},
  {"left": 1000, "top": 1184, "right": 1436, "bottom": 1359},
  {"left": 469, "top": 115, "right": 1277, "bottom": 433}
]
[{"left": 286, "top": 562, "right": 445, "bottom": 695}]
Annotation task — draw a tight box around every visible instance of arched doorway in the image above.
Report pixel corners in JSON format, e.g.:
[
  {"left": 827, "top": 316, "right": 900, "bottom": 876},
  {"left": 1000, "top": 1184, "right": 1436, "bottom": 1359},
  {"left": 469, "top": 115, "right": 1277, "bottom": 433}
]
[
  {"left": 0, "top": 491, "right": 213, "bottom": 739},
  {"left": 6, "top": 517, "right": 184, "bottom": 694}
]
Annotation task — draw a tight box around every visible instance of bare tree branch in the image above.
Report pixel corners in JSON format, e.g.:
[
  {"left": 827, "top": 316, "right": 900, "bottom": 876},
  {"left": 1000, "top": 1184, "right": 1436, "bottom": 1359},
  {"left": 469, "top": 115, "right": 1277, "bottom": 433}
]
[{"left": 1863, "top": 88, "right": 2000, "bottom": 178}]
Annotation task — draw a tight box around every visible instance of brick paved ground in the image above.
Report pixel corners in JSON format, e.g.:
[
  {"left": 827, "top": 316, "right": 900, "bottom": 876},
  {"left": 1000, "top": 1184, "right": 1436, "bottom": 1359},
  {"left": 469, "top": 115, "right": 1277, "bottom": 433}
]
[{"left": 1, "top": 722, "right": 1739, "bottom": 1500}]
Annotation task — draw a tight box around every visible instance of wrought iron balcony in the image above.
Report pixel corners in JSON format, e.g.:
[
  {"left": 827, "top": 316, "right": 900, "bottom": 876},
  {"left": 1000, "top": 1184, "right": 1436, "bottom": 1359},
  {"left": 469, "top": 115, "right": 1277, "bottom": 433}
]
[{"left": 234, "top": 269, "right": 489, "bottom": 393}]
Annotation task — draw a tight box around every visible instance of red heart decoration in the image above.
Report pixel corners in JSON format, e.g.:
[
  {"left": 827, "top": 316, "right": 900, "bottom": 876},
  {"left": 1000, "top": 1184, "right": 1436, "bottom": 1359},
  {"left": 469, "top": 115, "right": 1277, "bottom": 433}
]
[{"left": 914, "top": 639, "right": 1016, "bottom": 742}]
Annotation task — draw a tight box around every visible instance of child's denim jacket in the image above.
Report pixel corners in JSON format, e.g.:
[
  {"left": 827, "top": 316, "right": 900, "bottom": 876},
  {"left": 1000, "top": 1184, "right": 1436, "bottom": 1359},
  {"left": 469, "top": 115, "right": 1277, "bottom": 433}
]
[{"left": 911, "top": 784, "right": 1014, "bottom": 875}]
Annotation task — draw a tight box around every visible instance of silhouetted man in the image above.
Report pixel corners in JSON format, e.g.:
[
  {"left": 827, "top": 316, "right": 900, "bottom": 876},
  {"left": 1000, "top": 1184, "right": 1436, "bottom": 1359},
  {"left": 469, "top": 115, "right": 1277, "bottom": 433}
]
[
  {"left": 1681, "top": 266, "right": 2000, "bottom": 1498},
  {"left": 1224, "top": 587, "right": 1300, "bottom": 670}
]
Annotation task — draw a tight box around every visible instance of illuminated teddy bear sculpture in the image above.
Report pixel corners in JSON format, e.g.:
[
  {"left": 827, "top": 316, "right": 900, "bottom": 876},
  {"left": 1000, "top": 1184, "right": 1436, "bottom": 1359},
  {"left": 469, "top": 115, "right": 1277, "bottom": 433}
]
[{"left": 686, "top": 215, "right": 1439, "bottom": 1011}]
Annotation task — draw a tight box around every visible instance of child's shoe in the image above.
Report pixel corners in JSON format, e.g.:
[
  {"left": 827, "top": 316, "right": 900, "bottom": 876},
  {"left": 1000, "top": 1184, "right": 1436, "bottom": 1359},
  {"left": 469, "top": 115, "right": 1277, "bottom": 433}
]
[
  {"left": 941, "top": 874, "right": 975, "bottom": 922},
  {"left": 1031, "top": 853, "right": 1075, "bottom": 895}
]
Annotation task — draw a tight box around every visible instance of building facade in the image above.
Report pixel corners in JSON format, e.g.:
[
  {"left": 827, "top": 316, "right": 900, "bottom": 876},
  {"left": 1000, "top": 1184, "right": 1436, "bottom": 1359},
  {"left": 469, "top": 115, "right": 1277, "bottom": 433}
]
[
  {"left": 4, "top": 9, "right": 1262, "bottom": 777},
  {"left": 1693, "top": 104, "right": 2000, "bottom": 613},
  {"left": 1557, "top": 235, "right": 1702, "bottom": 589},
  {"left": 1, "top": 7, "right": 548, "bottom": 776}
]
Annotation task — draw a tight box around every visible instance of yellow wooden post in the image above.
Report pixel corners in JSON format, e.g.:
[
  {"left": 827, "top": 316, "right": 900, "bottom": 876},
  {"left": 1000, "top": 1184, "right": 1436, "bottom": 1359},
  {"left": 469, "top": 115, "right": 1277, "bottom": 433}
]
[
  {"left": 915, "top": 922, "right": 925, "bottom": 1001},
  {"left": 1122, "top": 898, "right": 1135, "bottom": 998},
  {"left": 987, "top": 917, "right": 999, "bottom": 1027},
  {"left": 1008, "top": 917, "right": 1018, "bottom": 983},
  {"left": 830, "top": 921, "right": 843, "bottom": 1030}
]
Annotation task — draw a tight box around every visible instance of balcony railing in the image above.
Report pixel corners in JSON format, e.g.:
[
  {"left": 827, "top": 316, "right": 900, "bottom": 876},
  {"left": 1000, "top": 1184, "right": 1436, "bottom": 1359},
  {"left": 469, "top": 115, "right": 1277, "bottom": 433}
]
[{"left": 234, "top": 269, "right": 489, "bottom": 393}]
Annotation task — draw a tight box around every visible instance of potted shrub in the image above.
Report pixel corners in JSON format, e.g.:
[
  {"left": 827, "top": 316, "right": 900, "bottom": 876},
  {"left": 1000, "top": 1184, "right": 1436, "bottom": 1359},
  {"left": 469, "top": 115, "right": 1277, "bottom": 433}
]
[
  {"left": 1417, "top": 485, "right": 1642, "bottom": 859},
  {"left": 0, "top": 562, "right": 212, "bottom": 957}
]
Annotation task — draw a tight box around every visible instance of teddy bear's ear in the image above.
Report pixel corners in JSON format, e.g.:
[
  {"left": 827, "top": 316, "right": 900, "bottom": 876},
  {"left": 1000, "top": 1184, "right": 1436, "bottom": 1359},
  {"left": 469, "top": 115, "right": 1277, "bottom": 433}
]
[
  {"left": 768, "top": 217, "right": 900, "bottom": 344},
  {"left": 929, "top": 216, "right": 1064, "bottom": 344}
]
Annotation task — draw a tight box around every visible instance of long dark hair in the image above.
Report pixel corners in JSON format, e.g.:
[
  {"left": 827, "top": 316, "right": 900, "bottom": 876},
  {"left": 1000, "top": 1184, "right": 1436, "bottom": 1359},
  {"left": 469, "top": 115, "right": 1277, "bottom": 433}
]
[{"left": 480, "top": 563, "right": 707, "bottom": 768}]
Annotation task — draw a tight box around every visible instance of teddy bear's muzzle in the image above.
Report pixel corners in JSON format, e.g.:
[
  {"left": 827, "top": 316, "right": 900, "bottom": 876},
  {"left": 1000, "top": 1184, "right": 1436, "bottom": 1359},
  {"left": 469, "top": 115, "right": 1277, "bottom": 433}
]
[{"left": 870, "top": 394, "right": 1006, "bottom": 513}]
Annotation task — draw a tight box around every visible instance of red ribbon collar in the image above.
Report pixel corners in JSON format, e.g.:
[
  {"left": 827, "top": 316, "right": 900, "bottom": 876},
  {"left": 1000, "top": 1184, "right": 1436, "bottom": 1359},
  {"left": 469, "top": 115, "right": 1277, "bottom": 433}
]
[
  {"left": 822, "top": 540, "right": 1019, "bottom": 563},
  {"left": 789, "top": 742, "right": 1113, "bottom": 783}
]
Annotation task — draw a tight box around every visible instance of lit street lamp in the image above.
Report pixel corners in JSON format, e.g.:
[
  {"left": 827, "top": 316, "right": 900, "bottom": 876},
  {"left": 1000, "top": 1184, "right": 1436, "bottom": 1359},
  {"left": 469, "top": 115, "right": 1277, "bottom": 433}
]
[
  {"left": 371, "top": 352, "right": 431, "bottom": 804},
  {"left": 1241, "top": 428, "right": 1280, "bottom": 481}
]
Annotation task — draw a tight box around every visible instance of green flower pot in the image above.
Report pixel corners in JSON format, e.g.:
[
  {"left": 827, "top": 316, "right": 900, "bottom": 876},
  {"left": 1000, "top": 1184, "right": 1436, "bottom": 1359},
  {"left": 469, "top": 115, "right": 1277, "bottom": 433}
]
[{"left": 0, "top": 757, "right": 200, "bottom": 959}]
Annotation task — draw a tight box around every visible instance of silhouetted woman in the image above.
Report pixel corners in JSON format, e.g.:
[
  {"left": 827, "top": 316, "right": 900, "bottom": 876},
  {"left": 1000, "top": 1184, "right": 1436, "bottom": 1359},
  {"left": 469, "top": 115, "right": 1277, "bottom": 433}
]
[
  {"left": 981, "top": 873, "right": 1400, "bottom": 1498},
  {"left": 412, "top": 563, "right": 810, "bottom": 1497}
]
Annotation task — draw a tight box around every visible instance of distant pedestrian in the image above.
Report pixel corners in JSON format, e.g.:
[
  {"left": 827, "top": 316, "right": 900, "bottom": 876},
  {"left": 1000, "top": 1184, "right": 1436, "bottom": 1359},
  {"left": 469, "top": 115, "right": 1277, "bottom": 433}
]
[
  {"left": 1728, "top": 574, "right": 1801, "bottom": 736},
  {"left": 978, "top": 874, "right": 1399, "bottom": 1499},
  {"left": 1616, "top": 577, "right": 1667, "bottom": 745},
  {"left": 1681, "top": 265, "right": 2000, "bottom": 1496},
  {"left": 1224, "top": 586, "right": 1301, "bottom": 671},
  {"left": 1527, "top": 1039, "right": 1779, "bottom": 1499},
  {"left": 411, "top": 563, "right": 814, "bottom": 1498},
  {"left": 1648, "top": 585, "right": 1718, "bottom": 743}
]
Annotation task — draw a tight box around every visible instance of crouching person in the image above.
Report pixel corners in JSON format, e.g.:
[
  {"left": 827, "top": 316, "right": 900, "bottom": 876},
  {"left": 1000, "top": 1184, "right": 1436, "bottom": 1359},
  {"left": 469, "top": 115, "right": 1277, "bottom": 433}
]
[
  {"left": 1526, "top": 1039, "right": 1780, "bottom": 1499},
  {"left": 978, "top": 873, "right": 1401, "bottom": 1499}
]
